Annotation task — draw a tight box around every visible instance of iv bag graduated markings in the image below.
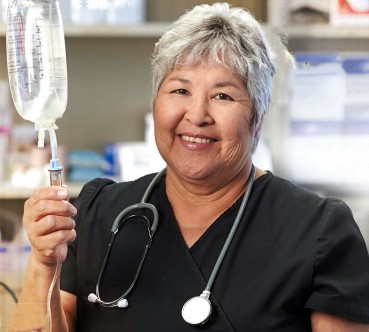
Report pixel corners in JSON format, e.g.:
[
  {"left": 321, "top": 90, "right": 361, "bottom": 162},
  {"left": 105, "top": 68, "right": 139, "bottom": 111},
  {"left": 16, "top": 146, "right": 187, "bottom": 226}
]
[{"left": 6, "top": 0, "right": 67, "bottom": 133}]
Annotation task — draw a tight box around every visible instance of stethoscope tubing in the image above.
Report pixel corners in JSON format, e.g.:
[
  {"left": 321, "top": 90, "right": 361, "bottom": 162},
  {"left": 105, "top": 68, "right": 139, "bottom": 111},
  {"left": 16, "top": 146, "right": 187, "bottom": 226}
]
[
  {"left": 111, "top": 168, "right": 166, "bottom": 233},
  {"left": 90, "top": 169, "right": 166, "bottom": 308},
  {"left": 205, "top": 165, "right": 256, "bottom": 292},
  {"left": 94, "top": 214, "right": 153, "bottom": 308},
  {"left": 181, "top": 165, "right": 256, "bottom": 325}
]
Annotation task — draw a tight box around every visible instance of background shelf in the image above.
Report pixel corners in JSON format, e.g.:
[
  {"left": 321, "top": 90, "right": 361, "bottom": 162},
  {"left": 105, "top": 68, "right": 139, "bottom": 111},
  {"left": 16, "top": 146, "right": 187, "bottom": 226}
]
[
  {"left": 0, "top": 183, "right": 83, "bottom": 200},
  {"left": 2, "top": 22, "right": 369, "bottom": 39},
  {"left": 285, "top": 24, "right": 369, "bottom": 39},
  {"left": 0, "top": 22, "right": 169, "bottom": 38}
]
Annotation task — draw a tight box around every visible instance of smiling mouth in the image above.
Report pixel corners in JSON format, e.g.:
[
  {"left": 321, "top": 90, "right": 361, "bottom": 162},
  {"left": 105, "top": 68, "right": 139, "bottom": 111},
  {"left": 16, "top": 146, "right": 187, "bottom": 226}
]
[{"left": 181, "top": 135, "right": 216, "bottom": 144}]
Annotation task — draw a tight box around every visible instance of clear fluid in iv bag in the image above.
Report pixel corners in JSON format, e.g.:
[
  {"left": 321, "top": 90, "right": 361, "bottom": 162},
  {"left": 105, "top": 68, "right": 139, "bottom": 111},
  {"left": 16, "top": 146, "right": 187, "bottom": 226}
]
[{"left": 6, "top": 0, "right": 67, "bottom": 131}]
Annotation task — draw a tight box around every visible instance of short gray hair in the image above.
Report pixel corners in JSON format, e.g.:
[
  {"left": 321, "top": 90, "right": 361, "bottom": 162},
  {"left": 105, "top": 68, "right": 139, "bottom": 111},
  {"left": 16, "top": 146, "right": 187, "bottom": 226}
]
[{"left": 151, "top": 2, "right": 276, "bottom": 152}]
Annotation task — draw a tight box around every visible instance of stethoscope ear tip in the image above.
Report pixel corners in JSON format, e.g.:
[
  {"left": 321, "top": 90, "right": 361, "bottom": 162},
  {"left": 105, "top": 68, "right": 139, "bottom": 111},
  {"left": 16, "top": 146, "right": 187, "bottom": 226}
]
[
  {"left": 88, "top": 293, "right": 129, "bottom": 308},
  {"left": 117, "top": 299, "right": 129, "bottom": 308},
  {"left": 88, "top": 293, "right": 98, "bottom": 303}
]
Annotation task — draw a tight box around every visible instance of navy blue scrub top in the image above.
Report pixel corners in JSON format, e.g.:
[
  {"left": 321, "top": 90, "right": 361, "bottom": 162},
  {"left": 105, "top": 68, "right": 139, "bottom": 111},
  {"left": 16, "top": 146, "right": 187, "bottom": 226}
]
[{"left": 61, "top": 171, "right": 369, "bottom": 331}]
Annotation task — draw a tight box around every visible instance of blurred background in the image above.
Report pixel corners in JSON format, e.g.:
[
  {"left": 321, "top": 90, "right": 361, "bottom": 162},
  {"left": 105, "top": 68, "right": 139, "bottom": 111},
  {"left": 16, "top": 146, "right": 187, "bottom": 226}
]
[{"left": 1, "top": 0, "right": 369, "bottom": 330}]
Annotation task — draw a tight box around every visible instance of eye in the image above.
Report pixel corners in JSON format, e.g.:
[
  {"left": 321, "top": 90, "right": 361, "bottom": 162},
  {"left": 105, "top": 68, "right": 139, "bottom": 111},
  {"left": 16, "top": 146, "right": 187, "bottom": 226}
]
[
  {"left": 171, "top": 88, "right": 189, "bottom": 95},
  {"left": 214, "top": 93, "right": 234, "bottom": 101}
]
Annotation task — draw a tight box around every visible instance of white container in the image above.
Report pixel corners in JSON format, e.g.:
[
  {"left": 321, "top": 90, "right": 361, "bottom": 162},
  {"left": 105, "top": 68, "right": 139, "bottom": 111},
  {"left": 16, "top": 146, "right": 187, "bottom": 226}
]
[
  {"left": 71, "top": 0, "right": 108, "bottom": 25},
  {"left": 1, "top": 0, "right": 8, "bottom": 23},
  {"left": 59, "top": 0, "right": 71, "bottom": 24},
  {"left": 107, "top": 0, "right": 146, "bottom": 25}
]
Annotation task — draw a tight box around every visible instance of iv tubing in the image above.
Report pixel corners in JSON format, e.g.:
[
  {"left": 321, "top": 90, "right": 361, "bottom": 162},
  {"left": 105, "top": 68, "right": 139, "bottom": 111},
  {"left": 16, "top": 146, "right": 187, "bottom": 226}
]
[
  {"left": 47, "top": 128, "right": 63, "bottom": 332},
  {"left": 47, "top": 244, "right": 62, "bottom": 331},
  {"left": 49, "top": 128, "right": 59, "bottom": 164}
]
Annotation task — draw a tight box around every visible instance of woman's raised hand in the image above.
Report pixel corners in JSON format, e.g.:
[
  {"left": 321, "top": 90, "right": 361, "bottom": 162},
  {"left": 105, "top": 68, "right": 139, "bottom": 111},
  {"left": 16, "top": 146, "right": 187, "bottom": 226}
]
[{"left": 23, "top": 186, "right": 77, "bottom": 268}]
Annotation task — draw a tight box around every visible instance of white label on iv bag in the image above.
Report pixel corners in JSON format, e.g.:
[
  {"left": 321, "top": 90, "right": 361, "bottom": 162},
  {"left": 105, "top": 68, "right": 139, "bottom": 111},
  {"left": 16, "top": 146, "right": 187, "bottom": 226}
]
[{"left": 6, "top": 0, "right": 68, "bottom": 129}]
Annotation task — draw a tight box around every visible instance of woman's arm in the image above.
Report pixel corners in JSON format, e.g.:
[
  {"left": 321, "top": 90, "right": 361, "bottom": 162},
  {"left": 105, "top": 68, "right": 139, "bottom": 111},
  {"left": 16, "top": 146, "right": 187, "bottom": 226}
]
[
  {"left": 311, "top": 311, "right": 369, "bottom": 332},
  {"left": 8, "top": 186, "right": 77, "bottom": 332}
]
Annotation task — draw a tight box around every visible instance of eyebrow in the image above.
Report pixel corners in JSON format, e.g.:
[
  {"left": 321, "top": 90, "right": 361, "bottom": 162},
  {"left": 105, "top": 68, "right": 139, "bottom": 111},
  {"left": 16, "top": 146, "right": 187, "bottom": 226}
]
[
  {"left": 213, "top": 81, "right": 242, "bottom": 89},
  {"left": 165, "top": 77, "right": 191, "bottom": 84},
  {"left": 165, "top": 77, "right": 243, "bottom": 89}
]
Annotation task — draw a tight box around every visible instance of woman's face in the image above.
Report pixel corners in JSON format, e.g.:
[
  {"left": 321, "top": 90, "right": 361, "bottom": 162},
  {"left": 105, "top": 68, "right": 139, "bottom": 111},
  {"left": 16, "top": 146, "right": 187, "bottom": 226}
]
[{"left": 154, "top": 63, "right": 255, "bottom": 184}]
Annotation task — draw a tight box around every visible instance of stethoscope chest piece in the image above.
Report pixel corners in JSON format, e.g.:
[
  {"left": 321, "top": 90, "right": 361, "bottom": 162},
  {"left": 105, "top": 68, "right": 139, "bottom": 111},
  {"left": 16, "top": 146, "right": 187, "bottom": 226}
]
[{"left": 181, "top": 291, "right": 212, "bottom": 325}]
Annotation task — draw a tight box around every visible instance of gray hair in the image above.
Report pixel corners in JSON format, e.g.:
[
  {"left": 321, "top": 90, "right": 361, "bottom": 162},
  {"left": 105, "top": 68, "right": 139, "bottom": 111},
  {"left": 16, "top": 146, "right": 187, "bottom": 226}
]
[{"left": 151, "top": 2, "right": 277, "bottom": 152}]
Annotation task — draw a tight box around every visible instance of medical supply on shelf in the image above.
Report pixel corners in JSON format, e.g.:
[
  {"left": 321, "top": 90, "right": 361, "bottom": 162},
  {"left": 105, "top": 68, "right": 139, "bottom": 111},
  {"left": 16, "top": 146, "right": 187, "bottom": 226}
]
[
  {"left": 0, "top": 0, "right": 8, "bottom": 23},
  {"left": 106, "top": 0, "right": 146, "bottom": 25},
  {"left": 70, "top": 0, "right": 146, "bottom": 25},
  {"left": 67, "top": 149, "right": 105, "bottom": 182}
]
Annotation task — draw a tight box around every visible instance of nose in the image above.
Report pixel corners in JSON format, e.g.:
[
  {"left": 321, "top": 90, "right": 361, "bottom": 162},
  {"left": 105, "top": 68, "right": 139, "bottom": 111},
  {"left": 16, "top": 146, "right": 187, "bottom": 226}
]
[{"left": 184, "top": 95, "right": 214, "bottom": 127}]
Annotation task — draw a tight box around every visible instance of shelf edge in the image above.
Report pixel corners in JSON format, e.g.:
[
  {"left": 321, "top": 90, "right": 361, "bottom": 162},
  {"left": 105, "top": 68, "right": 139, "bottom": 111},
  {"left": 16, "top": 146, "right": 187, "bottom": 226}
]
[
  {"left": 0, "top": 183, "right": 83, "bottom": 200},
  {"left": 284, "top": 24, "right": 369, "bottom": 39},
  {"left": 0, "top": 22, "right": 170, "bottom": 38}
]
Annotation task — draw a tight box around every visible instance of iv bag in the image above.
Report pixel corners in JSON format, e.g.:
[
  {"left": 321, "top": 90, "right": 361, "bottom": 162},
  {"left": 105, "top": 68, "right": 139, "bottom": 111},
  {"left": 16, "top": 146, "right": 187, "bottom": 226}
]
[{"left": 6, "top": 0, "right": 67, "bottom": 147}]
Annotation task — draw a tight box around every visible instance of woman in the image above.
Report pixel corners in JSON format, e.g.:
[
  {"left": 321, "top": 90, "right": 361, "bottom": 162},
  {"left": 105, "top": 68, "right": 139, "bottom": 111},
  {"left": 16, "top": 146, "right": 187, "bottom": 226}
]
[{"left": 10, "top": 3, "right": 369, "bottom": 331}]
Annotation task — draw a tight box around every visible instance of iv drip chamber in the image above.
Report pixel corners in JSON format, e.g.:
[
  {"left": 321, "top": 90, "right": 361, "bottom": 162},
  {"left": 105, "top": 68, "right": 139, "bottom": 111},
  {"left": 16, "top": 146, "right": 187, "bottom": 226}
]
[{"left": 6, "top": 0, "right": 68, "bottom": 147}]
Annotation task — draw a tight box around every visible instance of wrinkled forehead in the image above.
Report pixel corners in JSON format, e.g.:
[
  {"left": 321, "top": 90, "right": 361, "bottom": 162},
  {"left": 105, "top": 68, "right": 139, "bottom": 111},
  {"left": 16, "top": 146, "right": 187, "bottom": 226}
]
[
  {"left": 161, "top": 60, "right": 248, "bottom": 97},
  {"left": 164, "top": 62, "right": 241, "bottom": 84}
]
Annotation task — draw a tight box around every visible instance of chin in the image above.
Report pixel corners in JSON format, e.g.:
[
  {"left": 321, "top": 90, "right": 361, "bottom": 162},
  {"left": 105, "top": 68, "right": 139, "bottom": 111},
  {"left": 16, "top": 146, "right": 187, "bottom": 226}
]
[{"left": 169, "top": 163, "right": 214, "bottom": 181}]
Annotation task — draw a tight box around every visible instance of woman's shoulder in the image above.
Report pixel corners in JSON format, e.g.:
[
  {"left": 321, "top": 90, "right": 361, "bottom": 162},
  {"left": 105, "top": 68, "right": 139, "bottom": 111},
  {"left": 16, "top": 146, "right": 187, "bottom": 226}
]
[
  {"left": 253, "top": 171, "right": 358, "bottom": 248},
  {"left": 256, "top": 170, "right": 348, "bottom": 214},
  {"left": 74, "top": 173, "right": 160, "bottom": 207}
]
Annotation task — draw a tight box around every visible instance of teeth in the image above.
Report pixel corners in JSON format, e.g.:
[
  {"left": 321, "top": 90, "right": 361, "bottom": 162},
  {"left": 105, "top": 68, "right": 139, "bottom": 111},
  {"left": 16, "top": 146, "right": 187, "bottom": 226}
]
[{"left": 182, "top": 135, "right": 213, "bottom": 144}]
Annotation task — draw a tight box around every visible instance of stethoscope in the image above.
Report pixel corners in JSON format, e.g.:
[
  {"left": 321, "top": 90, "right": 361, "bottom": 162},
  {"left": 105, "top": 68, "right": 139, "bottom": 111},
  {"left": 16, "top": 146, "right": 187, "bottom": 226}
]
[{"left": 88, "top": 165, "right": 256, "bottom": 325}]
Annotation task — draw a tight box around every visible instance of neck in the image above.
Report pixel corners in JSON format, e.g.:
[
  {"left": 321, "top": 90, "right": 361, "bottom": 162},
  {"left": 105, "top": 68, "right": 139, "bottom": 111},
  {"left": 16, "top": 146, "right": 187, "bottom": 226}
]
[
  {"left": 165, "top": 165, "right": 262, "bottom": 248},
  {"left": 166, "top": 165, "right": 252, "bottom": 207}
]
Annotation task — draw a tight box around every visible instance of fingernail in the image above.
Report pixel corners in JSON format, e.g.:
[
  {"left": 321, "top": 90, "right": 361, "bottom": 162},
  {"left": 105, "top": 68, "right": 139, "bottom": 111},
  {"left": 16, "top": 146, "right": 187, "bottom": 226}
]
[
  {"left": 57, "top": 190, "right": 67, "bottom": 198},
  {"left": 70, "top": 206, "right": 77, "bottom": 216}
]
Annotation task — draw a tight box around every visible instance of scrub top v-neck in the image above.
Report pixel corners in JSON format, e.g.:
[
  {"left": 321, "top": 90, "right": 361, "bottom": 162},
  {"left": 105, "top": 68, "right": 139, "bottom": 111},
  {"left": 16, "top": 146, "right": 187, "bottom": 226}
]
[{"left": 61, "top": 171, "right": 369, "bottom": 331}]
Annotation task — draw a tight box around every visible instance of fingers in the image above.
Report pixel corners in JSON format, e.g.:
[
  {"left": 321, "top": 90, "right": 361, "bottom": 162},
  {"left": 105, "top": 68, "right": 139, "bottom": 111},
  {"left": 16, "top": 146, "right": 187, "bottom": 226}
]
[
  {"left": 26, "top": 198, "right": 77, "bottom": 223},
  {"left": 35, "top": 215, "right": 76, "bottom": 237},
  {"left": 23, "top": 186, "right": 78, "bottom": 265},
  {"left": 29, "top": 214, "right": 76, "bottom": 248},
  {"left": 27, "top": 185, "right": 70, "bottom": 206},
  {"left": 24, "top": 186, "right": 77, "bottom": 223},
  {"left": 31, "top": 226, "right": 76, "bottom": 257}
]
